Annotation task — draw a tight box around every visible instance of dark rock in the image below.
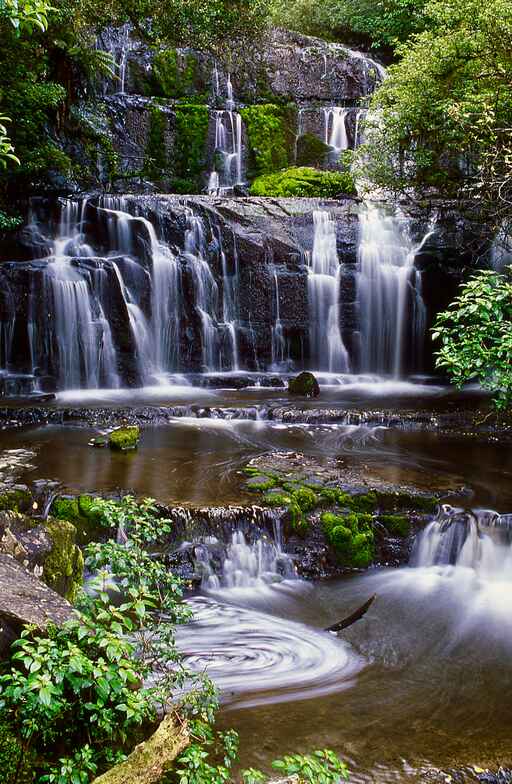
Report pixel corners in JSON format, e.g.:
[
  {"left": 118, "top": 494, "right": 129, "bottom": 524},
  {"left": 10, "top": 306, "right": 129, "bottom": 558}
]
[
  {"left": 0, "top": 553, "right": 73, "bottom": 657},
  {"left": 288, "top": 371, "right": 320, "bottom": 397}
]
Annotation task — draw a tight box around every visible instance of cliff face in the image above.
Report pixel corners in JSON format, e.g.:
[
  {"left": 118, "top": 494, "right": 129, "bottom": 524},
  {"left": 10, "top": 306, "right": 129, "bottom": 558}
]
[
  {"left": 0, "top": 195, "right": 474, "bottom": 397},
  {"left": 45, "top": 27, "right": 382, "bottom": 195}
]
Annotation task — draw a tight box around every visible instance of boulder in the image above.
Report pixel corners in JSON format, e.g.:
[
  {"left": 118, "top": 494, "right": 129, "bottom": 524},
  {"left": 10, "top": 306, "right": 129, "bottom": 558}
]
[
  {"left": 0, "top": 553, "right": 73, "bottom": 656},
  {"left": 91, "top": 713, "right": 189, "bottom": 784},
  {"left": 109, "top": 425, "right": 141, "bottom": 450},
  {"left": 288, "top": 371, "right": 320, "bottom": 398}
]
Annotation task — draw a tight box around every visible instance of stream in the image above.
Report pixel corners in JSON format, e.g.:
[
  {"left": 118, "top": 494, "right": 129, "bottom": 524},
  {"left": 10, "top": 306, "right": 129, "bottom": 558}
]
[{"left": 2, "top": 379, "right": 512, "bottom": 780}]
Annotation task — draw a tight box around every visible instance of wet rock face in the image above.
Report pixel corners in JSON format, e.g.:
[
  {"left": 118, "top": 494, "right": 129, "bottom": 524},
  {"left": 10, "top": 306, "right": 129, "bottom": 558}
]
[{"left": 0, "top": 553, "right": 73, "bottom": 656}]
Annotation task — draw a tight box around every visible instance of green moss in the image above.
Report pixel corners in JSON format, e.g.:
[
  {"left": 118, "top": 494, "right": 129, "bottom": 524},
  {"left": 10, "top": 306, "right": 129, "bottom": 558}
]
[
  {"left": 168, "top": 104, "right": 209, "bottom": 193},
  {"left": 250, "top": 166, "right": 356, "bottom": 197},
  {"left": 294, "top": 486, "right": 318, "bottom": 512},
  {"left": 375, "top": 490, "right": 438, "bottom": 513},
  {"left": 321, "top": 511, "right": 375, "bottom": 568},
  {"left": 239, "top": 103, "right": 297, "bottom": 178},
  {"left": 51, "top": 496, "right": 80, "bottom": 521},
  {"left": 296, "top": 133, "right": 330, "bottom": 167},
  {"left": 109, "top": 426, "right": 140, "bottom": 451},
  {"left": 145, "top": 106, "right": 169, "bottom": 183},
  {"left": 153, "top": 49, "right": 198, "bottom": 99},
  {"left": 319, "top": 487, "right": 350, "bottom": 507},
  {"left": 246, "top": 475, "right": 277, "bottom": 492},
  {"left": 379, "top": 514, "right": 411, "bottom": 537},
  {"left": 288, "top": 501, "right": 308, "bottom": 535},
  {"left": 262, "top": 492, "right": 292, "bottom": 507},
  {"left": 0, "top": 720, "right": 34, "bottom": 783},
  {"left": 348, "top": 491, "right": 378, "bottom": 513},
  {"left": 0, "top": 488, "right": 32, "bottom": 513},
  {"left": 43, "top": 518, "right": 84, "bottom": 602}
]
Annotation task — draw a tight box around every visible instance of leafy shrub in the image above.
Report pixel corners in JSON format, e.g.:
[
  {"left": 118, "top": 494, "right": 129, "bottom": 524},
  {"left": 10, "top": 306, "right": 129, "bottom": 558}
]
[
  {"left": 433, "top": 268, "right": 512, "bottom": 409},
  {"left": 239, "top": 104, "right": 296, "bottom": 177},
  {"left": 250, "top": 166, "right": 356, "bottom": 197}
]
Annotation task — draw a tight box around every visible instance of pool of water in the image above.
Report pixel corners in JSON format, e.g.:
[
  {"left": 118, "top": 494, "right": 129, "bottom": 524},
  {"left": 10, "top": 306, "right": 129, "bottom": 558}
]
[
  {"left": 185, "top": 567, "right": 512, "bottom": 781},
  {"left": 2, "top": 378, "right": 511, "bottom": 781}
]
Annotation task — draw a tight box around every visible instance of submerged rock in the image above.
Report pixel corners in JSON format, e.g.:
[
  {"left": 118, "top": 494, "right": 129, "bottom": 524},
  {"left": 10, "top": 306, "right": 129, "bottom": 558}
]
[{"left": 288, "top": 371, "right": 320, "bottom": 397}]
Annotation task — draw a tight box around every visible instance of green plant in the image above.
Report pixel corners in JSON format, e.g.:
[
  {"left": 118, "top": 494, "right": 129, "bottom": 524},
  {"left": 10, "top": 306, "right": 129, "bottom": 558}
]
[
  {"left": 250, "top": 166, "right": 356, "bottom": 197},
  {"left": 271, "top": 749, "right": 349, "bottom": 782},
  {"left": 433, "top": 268, "right": 512, "bottom": 409}
]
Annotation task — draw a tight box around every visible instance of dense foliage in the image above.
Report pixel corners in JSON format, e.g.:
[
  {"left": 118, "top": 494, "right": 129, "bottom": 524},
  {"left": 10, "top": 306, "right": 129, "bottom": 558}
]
[
  {"left": 0, "top": 496, "right": 351, "bottom": 783},
  {"left": 360, "top": 0, "right": 512, "bottom": 231},
  {"left": 271, "top": 0, "right": 428, "bottom": 50},
  {"left": 433, "top": 269, "right": 512, "bottom": 409}
]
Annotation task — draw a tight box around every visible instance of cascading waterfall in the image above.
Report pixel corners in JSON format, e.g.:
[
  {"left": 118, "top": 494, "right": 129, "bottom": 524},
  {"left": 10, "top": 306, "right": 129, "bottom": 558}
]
[
  {"left": 208, "top": 74, "right": 245, "bottom": 194},
  {"left": 194, "top": 525, "right": 296, "bottom": 591},
  {"left": 324, "top": 107, "right": 350, "bottom": 164},
  {"left": 307, "top": 211, "right": 350, "bottom": 373},
  {"left": 413, "top": 505, "right": 512, "bottom": 573},
  {"left": 357, "top": 205, "right": 428, "bottom": 377}
]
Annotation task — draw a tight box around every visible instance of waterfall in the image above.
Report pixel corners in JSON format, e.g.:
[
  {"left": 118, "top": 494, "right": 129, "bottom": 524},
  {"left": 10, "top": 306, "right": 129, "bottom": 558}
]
[
  {"left": 195, "top": 527, "right": 296, "bottom": 591},
  {"left": 219, "top": 229, "right": 240, "bottom": 371},
  {"left": 413, "top": 505, "right": 512, "bottom": 577},
  {"left": 324, "top": 107, "right": 349, "bottom": 165},
  {"left": 271, "top": 268, "right": 289, "bottom": 370},
  {"left": 357, "top": 205, "right": 428, "bottom": 377},
  {"left": 307, "top": 211, "right": 350, "bottom": 373},
  {"left": 208, "top": 74, "right": 245, "bottom": 194}
]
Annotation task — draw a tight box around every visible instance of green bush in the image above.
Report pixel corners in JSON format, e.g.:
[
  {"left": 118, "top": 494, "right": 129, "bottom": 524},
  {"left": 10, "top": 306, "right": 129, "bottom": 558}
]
[
  {"left": 250, "top": 166, "right": 356, "bottom": 197},
  {"left": 433, "top": 268, "right": 512, "bottom": 409}
]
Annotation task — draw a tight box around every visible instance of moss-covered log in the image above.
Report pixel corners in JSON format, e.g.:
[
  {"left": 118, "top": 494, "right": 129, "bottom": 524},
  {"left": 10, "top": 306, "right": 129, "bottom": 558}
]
[{"left": 91, "top": 714, "right": 189, "bottom": 784}]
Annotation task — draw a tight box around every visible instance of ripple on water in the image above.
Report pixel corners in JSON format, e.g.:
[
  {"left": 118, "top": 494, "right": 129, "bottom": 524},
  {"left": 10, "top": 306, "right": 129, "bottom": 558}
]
[{"left": 178, "top": 595, "right": 364, "bottom": 710}]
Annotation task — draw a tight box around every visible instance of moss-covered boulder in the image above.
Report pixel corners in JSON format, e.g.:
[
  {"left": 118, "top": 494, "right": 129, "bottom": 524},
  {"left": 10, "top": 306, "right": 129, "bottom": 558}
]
[
  {"left": 109, "top": 426, "right": 140, "bottom": 451},
  {"left": 322, "top": 511, "right": 375, "bottom": 568},
  {"left": 288, "top": 371, "right": 320, "bottom": 398},
  {"left": 42, "top": 518, "right": 84, "bottom": 602},
  {"left": 296, "top": 133, "right": 330, "bottom": 167}
]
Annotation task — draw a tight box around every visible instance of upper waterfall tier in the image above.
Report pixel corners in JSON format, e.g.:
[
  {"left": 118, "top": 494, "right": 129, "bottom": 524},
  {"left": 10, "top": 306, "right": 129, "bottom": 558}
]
[
  {"left": 0, "top": 196, "right": 469, "bottom": 396},
  {"left": 39, "top": 28, "right": 384, "bottom": 196}
]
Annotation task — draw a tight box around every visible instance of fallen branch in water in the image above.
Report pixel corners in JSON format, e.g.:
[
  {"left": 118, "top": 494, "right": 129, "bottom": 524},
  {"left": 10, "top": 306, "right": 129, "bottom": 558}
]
[{"left": 325, "top": 594, "right": 376, "bottom": 633}]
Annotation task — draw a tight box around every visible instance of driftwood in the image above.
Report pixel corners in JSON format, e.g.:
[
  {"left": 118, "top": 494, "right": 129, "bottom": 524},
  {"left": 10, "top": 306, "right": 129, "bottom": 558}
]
[
  {"left": 324, "top": 594, "right": 376, "bottom": 633},
  {"left": 91, "top": 713, "right": 189, "bottom": 784}
]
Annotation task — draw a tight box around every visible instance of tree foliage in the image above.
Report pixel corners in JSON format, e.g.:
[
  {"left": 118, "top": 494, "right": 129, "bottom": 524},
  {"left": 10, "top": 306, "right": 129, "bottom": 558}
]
[
  {"left": 433, "top": 268, "right": 512, "bottom": 409},
  {"left": 360, "top": 0, "right": 512, "bottom": 233},
  {"left": 271, "top": 0, "right": 428, "bottom": 50}
]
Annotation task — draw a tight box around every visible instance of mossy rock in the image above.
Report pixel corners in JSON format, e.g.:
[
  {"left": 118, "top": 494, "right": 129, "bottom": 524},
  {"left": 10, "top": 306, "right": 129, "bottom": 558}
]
[
  {"left": 0, "top": 720, "right": 34, "bottom": 783},
  {"left": 321, "top": 511, "right": 375, "bottom": 568},
  {"left": 375, "top": 490, "right": 438, "bottom": 514},
  {"left": 250, "top": 166, "right": 356, "bottom": 197},
  {"left": 293, "top": 486, "right": 318, "bottom": 512},
  {"left": 348, "top": 491, "right": 378, "bottom": 513},
  {"left": 42, "top": 518, "right": 83, "bottom": 602},
  {"left": 288, "top": 371, "right": 320, "bottom": 398},
  {"left": 379, "top": 514, "right": 411, "bottom": 537},
  {"left": 246, "top": 475, "right": 277, "bottom": 492},
  {"left": 109, "top": 426, "right": 140, "bottom": 451},
  {"left": 50, "top": 494, "right": 106, "bottom": 545},
  {"left": 296, "top": 133, "right": 330, "bottom": 167},
  {"left": 0, "top": 488, "right": 32, "bottom": 513}
]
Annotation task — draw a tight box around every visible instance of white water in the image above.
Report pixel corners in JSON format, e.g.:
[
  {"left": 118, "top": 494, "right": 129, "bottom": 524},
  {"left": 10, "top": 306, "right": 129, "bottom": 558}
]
[
  {"left": 307, "top": 210, "right": 350, "bottom": 373},
  {"left": 324, "top": 107, "right": 350, "bottom": 164},
  {"left": 357, "top": 205, "right": 429, "bottom": 377},
  {"left": 208, "top": 74, "right": 244, "bottom": 194}
]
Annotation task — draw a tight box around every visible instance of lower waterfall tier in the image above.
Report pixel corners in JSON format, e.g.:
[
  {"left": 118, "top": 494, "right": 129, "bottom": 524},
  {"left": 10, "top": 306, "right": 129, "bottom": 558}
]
[{"left": 0, "top": 195, "right": 473, "bottom": 396}]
